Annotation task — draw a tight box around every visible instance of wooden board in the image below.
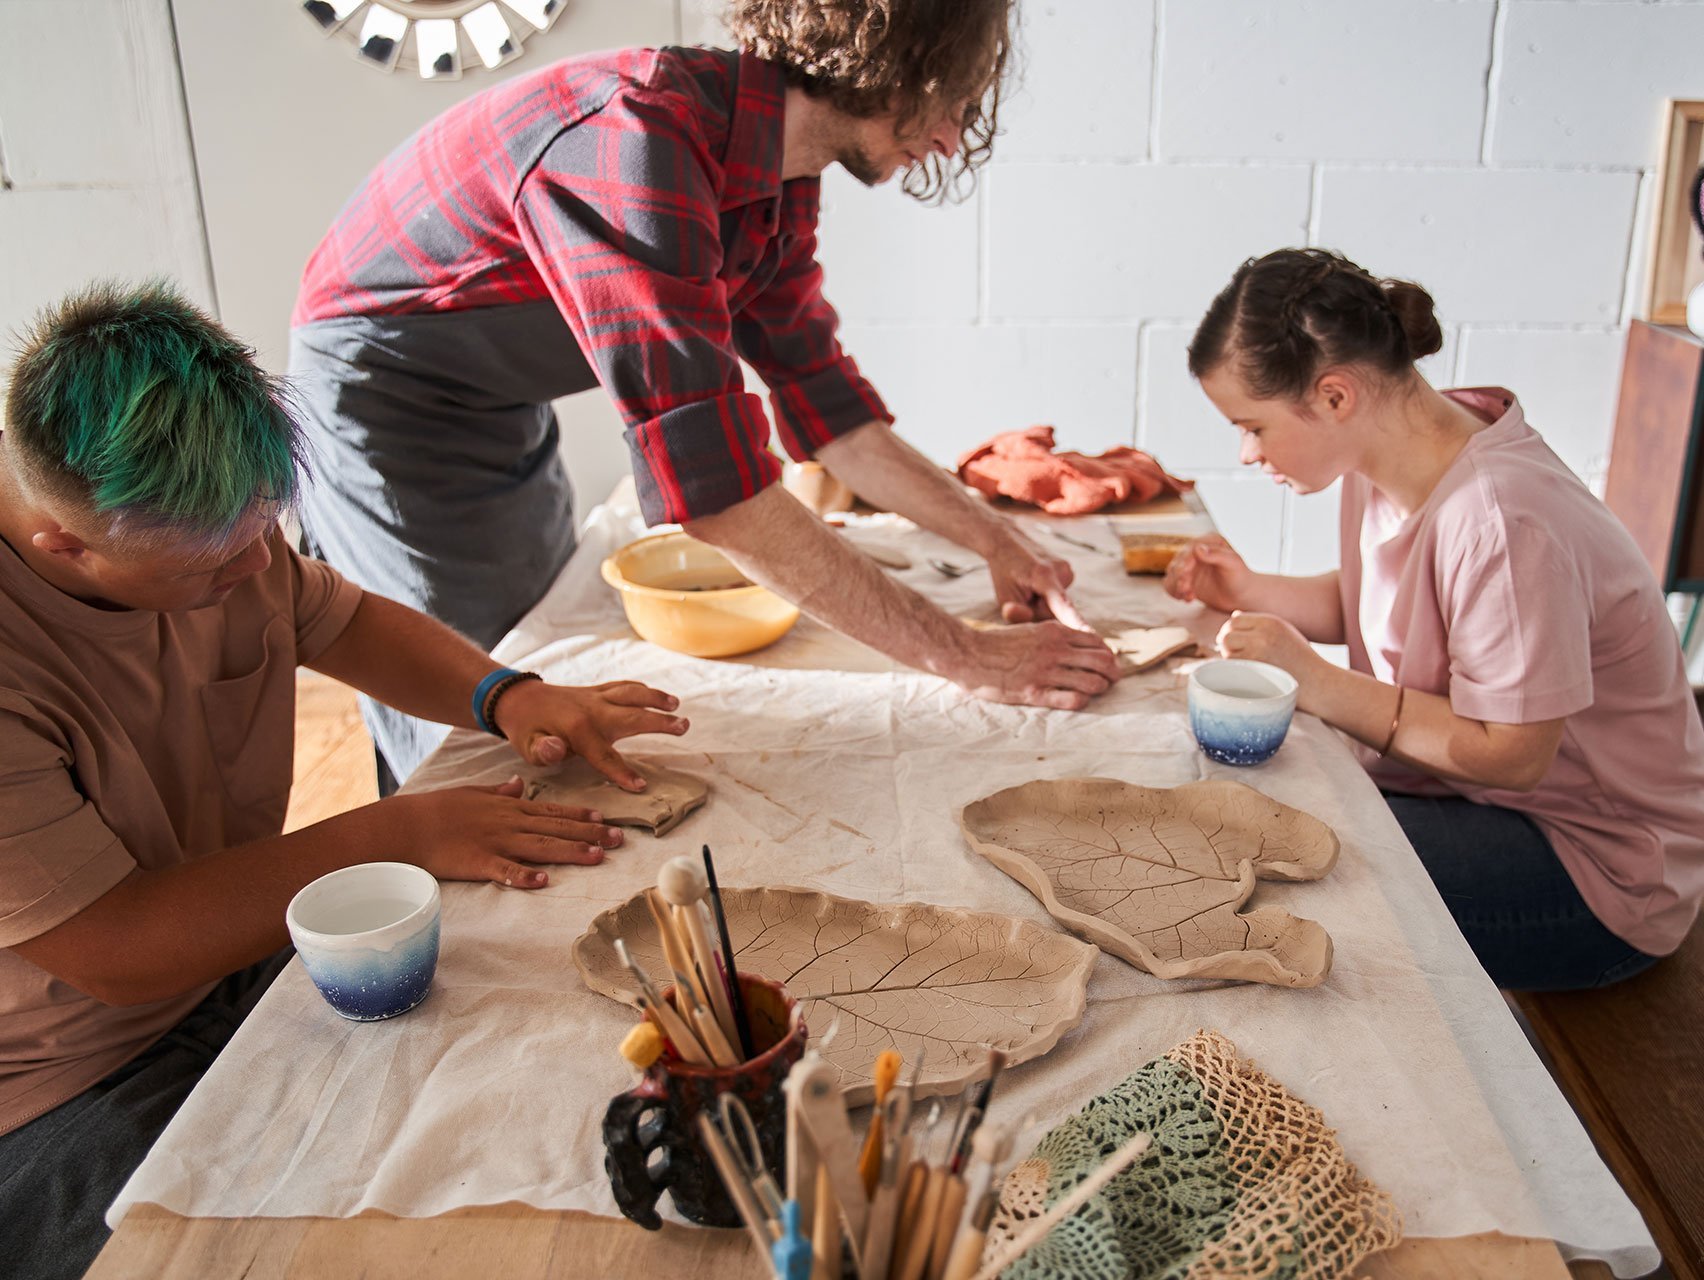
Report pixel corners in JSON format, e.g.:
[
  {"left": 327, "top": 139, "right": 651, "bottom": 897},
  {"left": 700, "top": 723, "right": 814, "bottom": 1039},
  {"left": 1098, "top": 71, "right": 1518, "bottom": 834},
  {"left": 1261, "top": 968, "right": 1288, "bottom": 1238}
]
[
  {"left": 88, "top": 1208, "right": 1587, "bottom": 1280},
  {"left": 1514, "top": 922, "right": 1704, "bottom": 1280}
]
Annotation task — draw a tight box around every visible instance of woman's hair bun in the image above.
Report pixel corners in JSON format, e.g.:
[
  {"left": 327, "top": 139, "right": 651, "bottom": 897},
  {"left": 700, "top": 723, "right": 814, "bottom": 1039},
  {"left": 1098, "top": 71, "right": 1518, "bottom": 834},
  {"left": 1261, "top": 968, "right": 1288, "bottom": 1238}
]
[{"left": 1381, "top": 279, "right": 1443, "bottom": 361}]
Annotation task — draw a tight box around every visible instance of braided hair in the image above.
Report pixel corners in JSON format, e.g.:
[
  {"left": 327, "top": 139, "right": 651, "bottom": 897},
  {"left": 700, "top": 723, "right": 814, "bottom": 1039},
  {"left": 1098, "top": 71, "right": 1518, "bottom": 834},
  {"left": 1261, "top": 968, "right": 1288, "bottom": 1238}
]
[{"left": 1188, "top": 248, "right": 1443, "bottom": 400}]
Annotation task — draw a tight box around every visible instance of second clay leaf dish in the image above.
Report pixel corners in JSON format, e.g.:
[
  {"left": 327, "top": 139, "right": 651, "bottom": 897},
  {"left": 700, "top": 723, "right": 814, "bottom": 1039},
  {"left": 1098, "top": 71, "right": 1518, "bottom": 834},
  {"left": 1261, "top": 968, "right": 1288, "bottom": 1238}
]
[
  {"left": 960, "top": 778, "right": 1340, "bottom": 987},
  {"left": 574, "top": 885, "right": 1097, "bottom": 1104}
]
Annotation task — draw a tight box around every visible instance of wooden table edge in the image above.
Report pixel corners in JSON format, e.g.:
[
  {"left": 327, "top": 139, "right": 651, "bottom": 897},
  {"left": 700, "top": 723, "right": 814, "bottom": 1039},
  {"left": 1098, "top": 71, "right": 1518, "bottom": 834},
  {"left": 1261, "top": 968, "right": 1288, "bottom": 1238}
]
[{"left": 89, "top": 1203, "right": 1612, "bottom": 1279}]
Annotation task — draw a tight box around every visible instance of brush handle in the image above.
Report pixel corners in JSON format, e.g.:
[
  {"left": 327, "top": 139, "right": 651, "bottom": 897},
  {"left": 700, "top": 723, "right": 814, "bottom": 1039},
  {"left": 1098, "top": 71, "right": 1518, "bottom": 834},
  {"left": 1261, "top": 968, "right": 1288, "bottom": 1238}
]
[
  {"left": 927, "top": 1174, "right": 966, "bottom": 1280},
  {"left": 940, "top": 1226, "right": 986, "bottom": 1280},
  {"left": 644, "top": 890, "right": 696, "bottom": 1020},
  {"left": 894, "top": 1166, "right": 945, "bottom": 1280},
  {"left": 967, "top": 1133, "right": 1151, "bottom": 1280}
]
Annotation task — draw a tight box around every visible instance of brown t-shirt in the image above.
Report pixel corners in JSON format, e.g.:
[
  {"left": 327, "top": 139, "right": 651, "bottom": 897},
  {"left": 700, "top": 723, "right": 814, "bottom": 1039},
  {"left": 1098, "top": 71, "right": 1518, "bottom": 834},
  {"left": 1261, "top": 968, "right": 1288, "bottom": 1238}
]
[{"left": 0, "top": 528, "right": 361, "bottom": 1135}]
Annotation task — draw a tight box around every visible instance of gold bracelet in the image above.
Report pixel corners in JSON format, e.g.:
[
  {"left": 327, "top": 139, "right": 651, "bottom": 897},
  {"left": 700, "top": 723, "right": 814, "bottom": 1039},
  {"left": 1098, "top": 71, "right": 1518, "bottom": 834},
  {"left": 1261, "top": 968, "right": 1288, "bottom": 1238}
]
[{"left": 1378, "top": 684, "right": 1406, "bottom": 756}]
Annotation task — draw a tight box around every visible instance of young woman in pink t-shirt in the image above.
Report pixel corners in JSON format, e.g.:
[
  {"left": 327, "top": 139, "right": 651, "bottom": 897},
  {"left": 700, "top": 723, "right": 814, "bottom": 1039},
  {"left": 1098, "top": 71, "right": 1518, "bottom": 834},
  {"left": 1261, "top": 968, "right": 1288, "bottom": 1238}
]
[{"left": 1166, "top": 247, "right": 1704, "bottom": 992}]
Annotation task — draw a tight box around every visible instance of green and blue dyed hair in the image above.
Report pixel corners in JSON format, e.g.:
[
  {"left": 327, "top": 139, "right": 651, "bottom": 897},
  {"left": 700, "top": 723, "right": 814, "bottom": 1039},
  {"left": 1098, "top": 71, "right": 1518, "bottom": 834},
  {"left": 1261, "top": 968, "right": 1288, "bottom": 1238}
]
[{"left": 4, "top": 280, "right": 304, "bottom": 545}]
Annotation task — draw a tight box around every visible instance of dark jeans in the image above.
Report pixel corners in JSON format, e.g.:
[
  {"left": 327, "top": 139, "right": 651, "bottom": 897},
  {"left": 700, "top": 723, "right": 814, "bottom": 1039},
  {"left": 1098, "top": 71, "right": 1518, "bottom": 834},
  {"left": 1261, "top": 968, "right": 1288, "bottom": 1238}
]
[
  {"left": 1384, "top": 792, "right": 1662, "bottom": 992},
  {"left": 0, "top": 952, "right": 291, "bottom": 1280}
]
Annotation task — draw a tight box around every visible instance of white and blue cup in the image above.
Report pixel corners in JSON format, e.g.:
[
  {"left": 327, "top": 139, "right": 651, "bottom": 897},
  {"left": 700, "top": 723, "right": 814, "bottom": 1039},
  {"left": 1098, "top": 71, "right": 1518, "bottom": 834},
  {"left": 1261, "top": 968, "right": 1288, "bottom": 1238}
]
[
  {"left": 286, "top": 862, "right": 441, "bottom": 1021},
  {"left": 1187, "top": 658, "right": 1299, "bottom": 766}
]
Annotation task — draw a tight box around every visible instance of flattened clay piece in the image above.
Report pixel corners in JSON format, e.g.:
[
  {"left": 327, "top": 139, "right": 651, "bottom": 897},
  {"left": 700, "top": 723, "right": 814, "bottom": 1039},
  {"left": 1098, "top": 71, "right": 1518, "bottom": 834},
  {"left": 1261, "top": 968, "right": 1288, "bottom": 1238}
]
[
  {"left": 524, "top": 759, "right": 708, "bottom": 836},
  {"left": 961, "top": 778, "right": 1339, "bottom": 987},
  {"left": 962, "top": 614, "right": 1196, "bottom": 678},
  {"left": 574, "top": 885, "right": 1097, "bottom": 1105},
  {"left": 1104, "top": 625, "right": 1197, "bottom": 676}
]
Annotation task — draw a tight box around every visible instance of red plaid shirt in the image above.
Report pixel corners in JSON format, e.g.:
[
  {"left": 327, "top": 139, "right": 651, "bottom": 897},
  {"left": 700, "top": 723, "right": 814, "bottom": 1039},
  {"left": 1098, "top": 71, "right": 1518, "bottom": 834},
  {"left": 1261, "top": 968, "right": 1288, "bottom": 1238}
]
[{"left": 293, "top": 47, "right": 890, "bottom": 523}]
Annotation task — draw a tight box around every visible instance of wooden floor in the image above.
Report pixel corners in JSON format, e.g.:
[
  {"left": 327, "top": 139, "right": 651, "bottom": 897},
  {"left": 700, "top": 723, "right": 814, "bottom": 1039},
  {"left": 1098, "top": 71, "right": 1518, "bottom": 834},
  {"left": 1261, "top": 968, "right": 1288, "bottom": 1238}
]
[{"left": 286, "top": 671, "right": 378, "bottom": 832}]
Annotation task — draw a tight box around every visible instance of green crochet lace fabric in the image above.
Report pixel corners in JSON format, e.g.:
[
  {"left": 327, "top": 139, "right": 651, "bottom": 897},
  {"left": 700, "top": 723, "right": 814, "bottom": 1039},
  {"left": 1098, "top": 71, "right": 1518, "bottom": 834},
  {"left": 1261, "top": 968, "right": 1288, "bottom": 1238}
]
[{"left": 988, "top": 1031, "right": 1401, "bottom": 1279}]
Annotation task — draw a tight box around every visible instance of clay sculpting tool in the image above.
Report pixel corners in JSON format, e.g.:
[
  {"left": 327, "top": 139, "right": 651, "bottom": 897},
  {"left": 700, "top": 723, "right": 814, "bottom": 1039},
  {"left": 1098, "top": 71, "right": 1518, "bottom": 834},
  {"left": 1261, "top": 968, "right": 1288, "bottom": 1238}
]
[
  {"left": 672, "top": 967, "right": 738, "bottom": 1068},
  {"left": 720, "top": 1093, "right": 786, "bottom": 1228},
  {"left": 702, "top": 844, "right": 757, "bottom": 1060},
  {"left": 643, "top": 888, "right": 697, "bottom": 1021},
  {"left": 659, "top": 857, "right": 742, "bottom": 1053},
  {"left": 966, "top": 1132, "right": 1152, "bottom": 1280},
  {"left": 784, "top": 1054, "right": 868, "bottom": 1275},
  {"left": 772, "top": 1200, "right": 813, "bottom": 1280},
  {"left": 862, "top": 1044, "right": 923, "bottom": 1280},
  {"left": 889, "top": 1100, "right": 944, "bottom": 1280},
  {"left": 614, "top": 939, "right": 709, "bottom": 1067},
  {"left": 697, "top": 1111, "right": 781, "bottom": 1266},
  {"left": 949, "top": 1050, "right": 1007, "bottom": 1174},
  {"left": 858, "top": 1050, "right": 903, "bottom": 1198},
  {"left": 940, "top": 1122, "right": 1017, "bottom": 1280},
  {"left": 811, "top": 1163, "right": 840, "bottom": 1280}
]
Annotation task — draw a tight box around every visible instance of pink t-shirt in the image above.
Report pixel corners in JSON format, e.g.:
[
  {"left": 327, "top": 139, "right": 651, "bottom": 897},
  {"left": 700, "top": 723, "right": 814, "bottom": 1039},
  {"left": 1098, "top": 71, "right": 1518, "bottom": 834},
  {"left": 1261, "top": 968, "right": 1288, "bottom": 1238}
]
[{"left": 1340, "top": 387, "right": 1704, "bottom": 957}]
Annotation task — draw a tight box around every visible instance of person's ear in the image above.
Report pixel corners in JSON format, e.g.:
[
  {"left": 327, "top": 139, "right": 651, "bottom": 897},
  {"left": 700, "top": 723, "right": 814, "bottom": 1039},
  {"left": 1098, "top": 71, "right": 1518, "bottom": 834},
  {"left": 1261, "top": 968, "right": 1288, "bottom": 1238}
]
[
  {"left": 32, "top": 526, "right": 89, "bottom": 561},
  {"left": 1314, "top": 370, "right": 1356, "bottom": 420}
]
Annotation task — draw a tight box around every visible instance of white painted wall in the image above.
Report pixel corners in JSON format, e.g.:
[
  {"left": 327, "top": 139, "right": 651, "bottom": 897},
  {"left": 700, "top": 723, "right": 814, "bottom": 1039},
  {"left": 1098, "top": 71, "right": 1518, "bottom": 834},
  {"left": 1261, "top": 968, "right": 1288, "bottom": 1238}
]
[{"left": 2, "top": 0, "right": 1692, "bottom": 574}]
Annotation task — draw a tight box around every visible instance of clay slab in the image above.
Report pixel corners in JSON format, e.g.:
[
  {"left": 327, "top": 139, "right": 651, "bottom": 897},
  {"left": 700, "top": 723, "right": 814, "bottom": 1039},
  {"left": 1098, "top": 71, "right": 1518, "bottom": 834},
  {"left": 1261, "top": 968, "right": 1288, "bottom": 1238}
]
[
  {"left": 574, "top": 885, "right": 1097, "bottom": 1105},
  {"left": 525, "top": 759, "right": 709, "bottom": 836},
  {"left": 961, "top": 778, "right": 1340, "bottom": 987}
]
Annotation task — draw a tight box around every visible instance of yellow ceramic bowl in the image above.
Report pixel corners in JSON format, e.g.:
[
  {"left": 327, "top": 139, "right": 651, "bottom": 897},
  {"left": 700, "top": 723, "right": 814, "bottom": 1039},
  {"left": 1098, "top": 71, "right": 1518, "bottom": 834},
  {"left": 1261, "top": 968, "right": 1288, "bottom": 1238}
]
[{"left": 600, "top": 532, "right": 800, "bottom": 658}]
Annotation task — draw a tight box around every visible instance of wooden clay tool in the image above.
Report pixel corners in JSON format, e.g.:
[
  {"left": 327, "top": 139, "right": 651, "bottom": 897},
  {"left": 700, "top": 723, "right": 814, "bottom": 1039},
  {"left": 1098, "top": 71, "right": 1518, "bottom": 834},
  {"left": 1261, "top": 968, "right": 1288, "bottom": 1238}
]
[
  {"left": 671, "top": 967, "right": 738, "bottom": 1067},
  {"left": 697, "top": 1111, "right": 780, "bottom": 1263},
  {"left": 659, "top": 857, "right": 742, "bottom": 1052},
  {"left": 643, "top": 888, "right": 697, "bottom": 1020},
  {"left": 940, "top": 1122, "right": 1017, "bottom": 1280},
  {"left": 614, "top": 939, "right": 709, "bottom": 1067},
  {"left": 784, "top": 1054, "right": 868, "bottom": 1274},
  {"left": 966, "top": 1133, "right": 1152, "bottom": 1280}
]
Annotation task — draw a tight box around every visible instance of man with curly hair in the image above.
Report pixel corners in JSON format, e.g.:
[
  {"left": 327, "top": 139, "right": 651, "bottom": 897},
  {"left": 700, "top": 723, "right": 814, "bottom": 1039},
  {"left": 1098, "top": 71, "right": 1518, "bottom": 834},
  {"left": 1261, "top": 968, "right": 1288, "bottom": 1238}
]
[
  {"left": 291, "top": 0, "right": 1120, "bottom": 790},
  {"left": 0, "top": 283, "right": 686, "bottom": 1276}
]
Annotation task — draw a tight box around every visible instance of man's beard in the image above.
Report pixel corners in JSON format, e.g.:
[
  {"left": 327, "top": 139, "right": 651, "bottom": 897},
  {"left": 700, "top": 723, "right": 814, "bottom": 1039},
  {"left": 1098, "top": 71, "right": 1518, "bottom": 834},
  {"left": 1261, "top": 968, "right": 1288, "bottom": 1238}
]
[{"left": 839, "top": 143, "right": 891, "bottom": 188}]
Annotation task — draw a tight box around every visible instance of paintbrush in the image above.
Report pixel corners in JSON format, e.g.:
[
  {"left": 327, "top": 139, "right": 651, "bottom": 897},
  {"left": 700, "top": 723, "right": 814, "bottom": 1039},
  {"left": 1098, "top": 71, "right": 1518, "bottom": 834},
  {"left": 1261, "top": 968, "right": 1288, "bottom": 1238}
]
[{"left": 703, "top": 844, "right": 756, "bottom": 1059}]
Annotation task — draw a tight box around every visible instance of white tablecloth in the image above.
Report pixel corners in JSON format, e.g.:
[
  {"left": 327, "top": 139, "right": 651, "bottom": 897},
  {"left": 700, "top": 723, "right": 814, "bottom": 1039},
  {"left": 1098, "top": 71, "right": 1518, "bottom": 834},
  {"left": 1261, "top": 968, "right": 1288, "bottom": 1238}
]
[{"left": 112, "top": 489, "right": 1659, "bottom": 1277}]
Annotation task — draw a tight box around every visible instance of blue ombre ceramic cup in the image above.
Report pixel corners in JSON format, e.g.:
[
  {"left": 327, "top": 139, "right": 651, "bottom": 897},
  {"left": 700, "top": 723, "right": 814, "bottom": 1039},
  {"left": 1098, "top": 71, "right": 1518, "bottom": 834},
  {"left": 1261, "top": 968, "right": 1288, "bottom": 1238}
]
[
  {"left": 1188, "top": 659, "right": 1299, "bottom": 766},
  {"left": 286, "top": 862, "right": 441, "bottom": 1021}
]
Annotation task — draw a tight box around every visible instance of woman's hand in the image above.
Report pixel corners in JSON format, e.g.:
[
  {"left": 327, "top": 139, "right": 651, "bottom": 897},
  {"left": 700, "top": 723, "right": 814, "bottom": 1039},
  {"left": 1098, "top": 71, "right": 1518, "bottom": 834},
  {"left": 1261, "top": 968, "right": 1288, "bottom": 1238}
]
[
  {"left": 1165, "top": 535, "right": 1253, "bottom": 613},
  {"left": 386, "top": 777, "right": 626, "bottom": 888},
  {"left": 1215, "top": 611, "right": 1329, "bottom": 706},
  {"left": 492, "top": 679, "right": 689, "bottom": 792}
]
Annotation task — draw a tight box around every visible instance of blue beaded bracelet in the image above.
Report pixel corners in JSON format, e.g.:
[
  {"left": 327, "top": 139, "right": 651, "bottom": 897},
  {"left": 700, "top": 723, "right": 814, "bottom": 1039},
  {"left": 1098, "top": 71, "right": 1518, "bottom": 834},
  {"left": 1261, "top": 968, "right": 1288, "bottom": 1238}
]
[{"left": 471, "top": 667, "right": 539, "bottom": 737}]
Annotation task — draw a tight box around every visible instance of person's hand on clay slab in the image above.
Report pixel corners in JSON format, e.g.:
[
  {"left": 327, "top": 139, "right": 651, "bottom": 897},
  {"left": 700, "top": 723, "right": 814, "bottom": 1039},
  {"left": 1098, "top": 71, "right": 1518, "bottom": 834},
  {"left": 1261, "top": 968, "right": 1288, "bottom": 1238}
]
[
  {"left": 386, "top": 777, "right": 627, "bottom": 888},
  {"left": 1165, "top": 535, "right": 1253, "bottom": 613},
  {"left": 955, "top": 621, "right": 1123, "bottom": 711},
  {"left": 492, "top": 678, "right": 689, "bottom": 792},
  {"left": 1215, "top": 612, "right": 1330, "bottom": 704},
  {"left": 987, "top": 527, "right": 1090, "bottom": 628}
]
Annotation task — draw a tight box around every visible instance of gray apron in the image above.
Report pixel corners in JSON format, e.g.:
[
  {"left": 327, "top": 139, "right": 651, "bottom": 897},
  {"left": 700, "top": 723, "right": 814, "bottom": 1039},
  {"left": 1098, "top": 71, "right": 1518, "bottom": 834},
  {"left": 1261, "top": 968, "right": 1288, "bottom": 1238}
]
[{"left": 288, "top": 300, "right": 599, "bottom": 785}]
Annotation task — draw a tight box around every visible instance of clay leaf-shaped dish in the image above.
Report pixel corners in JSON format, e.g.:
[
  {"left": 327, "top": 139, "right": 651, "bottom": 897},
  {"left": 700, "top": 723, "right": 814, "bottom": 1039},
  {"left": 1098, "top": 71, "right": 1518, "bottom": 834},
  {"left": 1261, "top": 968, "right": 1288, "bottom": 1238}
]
[
  {"left": 961, "top": 778, "right": 1340, "bottom": 988},
  {"left": 574, "top": 886, "right": 1097, "bottom": 1105}
]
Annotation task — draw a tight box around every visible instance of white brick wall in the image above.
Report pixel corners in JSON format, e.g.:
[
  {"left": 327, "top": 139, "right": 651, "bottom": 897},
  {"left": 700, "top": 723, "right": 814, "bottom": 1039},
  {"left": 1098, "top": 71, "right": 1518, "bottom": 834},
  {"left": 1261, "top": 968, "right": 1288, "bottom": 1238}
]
[
  {"left": 3, "top": 0, "right": 1689, "bottom": 567},
  {"left": 0, "top": 0, "right": 212, "bottom": 344}
]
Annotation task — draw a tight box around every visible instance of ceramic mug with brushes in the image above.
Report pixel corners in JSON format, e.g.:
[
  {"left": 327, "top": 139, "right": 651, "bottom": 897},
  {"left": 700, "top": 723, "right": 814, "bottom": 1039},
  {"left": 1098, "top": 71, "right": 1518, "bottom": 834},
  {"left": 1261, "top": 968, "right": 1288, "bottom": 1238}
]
[{"left": 603, "top": 971, "right": 806, "bottom": 1228}]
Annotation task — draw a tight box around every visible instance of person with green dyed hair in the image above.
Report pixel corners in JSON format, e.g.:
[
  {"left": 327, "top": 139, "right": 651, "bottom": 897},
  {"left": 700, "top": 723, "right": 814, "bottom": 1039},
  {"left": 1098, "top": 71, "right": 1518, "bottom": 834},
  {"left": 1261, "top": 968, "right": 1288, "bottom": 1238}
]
[{"left": 0, "top": 281, "right": 690, "bottom": 1278}]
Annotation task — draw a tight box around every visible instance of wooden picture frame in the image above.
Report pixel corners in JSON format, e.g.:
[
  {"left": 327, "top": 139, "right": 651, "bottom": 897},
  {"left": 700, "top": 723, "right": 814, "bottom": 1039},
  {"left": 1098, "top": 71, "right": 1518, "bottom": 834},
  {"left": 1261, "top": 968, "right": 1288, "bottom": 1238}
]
[{"left": 1645, "top": 99, "right": 1704, "bottom": 325}]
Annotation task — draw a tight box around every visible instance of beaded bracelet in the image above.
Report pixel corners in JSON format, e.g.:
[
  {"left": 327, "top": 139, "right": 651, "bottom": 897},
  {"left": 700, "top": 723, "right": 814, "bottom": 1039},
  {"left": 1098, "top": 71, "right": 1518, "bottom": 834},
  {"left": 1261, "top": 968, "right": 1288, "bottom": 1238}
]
[
  {"left": 472, "top": 667, "right": 542, "bottom": 737},
  {"left": 1378, "top": 684, "right": 1406, "bottom": 757}
]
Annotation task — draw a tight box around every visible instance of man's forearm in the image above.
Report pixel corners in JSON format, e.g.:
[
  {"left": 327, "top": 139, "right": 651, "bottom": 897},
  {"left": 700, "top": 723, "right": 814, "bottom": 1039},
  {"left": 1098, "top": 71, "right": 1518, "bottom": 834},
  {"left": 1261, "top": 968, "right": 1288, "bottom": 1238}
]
[
  {"left": 686, "top": 483, "right": 973, "bottom": 678},
  {"left": 815, "top": 421, "right": 1020, "bottom": 560},
  {"left": 306, "top": 592, "right": 496, "bottom": 730}
]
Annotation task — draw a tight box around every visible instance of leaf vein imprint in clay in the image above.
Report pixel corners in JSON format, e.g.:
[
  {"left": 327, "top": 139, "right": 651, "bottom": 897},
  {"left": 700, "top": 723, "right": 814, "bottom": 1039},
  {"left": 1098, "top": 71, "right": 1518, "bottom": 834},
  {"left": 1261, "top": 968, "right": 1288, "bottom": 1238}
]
[
  {"left": 573, "top": 886, "right": 1098, "bottom": 1104},
  {"left": 960, "top": 778, "right": 1341, "bottom": 989}
]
